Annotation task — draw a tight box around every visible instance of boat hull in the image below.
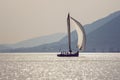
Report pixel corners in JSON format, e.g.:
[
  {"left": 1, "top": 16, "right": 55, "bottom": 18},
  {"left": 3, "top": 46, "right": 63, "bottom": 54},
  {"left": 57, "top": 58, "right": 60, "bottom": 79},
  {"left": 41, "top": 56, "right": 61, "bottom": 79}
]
[{"left": 57, "top": 51, "right": 79, "bottom": 57}]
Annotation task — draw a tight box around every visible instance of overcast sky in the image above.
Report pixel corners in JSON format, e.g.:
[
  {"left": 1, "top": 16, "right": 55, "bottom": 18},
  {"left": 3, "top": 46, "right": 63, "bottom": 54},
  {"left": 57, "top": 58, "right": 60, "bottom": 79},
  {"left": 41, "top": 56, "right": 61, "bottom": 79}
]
[{"left": 0, "top": 0, "right": 120, "bottom": 44}]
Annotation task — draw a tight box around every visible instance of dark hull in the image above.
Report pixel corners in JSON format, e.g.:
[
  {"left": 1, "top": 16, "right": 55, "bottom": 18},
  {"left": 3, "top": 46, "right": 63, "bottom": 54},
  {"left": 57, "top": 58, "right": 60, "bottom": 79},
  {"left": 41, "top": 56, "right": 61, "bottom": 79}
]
[{"left": 57, "top": 51, "right": 79, "bottom": 57}]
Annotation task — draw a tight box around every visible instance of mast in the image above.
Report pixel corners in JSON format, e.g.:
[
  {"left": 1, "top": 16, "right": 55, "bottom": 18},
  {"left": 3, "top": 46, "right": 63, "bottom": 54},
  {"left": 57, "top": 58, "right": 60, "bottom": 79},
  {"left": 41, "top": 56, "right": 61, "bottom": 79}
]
[{"left": 67, "top": 13, "right": 72, "bottom": 53}]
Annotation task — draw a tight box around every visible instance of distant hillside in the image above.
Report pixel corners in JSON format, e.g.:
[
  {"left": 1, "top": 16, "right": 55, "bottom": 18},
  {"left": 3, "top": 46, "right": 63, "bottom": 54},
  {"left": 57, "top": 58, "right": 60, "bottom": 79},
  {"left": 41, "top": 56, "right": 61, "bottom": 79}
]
[
  {"left": 0, "top": 33, "right": 65, "bottom": 51},
  {"left": 1, "top": 10, "right": 120, "bottom": 52},
  {"left": 86, "top": 13, "right": 120, "bottom": 52},
  {"left": 0, "top": 45, "right": 10, "bottom": 51},
  {"left": 10, "top": 33, "right": 66, "bottom": 48},
  {"left": 84, "top": 11, "right": 120, "bottom": 34}
]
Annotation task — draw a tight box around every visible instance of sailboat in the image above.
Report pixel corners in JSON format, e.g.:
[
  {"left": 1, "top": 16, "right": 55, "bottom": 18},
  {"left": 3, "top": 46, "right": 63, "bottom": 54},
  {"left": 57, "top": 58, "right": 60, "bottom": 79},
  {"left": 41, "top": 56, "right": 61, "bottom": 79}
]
[{"left": 57, "top": 13, "right": 86, "bottom": 57}]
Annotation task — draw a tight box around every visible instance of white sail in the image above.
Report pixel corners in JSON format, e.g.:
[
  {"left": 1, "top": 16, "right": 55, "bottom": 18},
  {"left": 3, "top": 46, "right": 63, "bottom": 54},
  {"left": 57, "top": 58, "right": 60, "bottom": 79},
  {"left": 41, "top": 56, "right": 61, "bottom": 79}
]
[{"left": 70, "top": 17, "right": 86, "bottom": 50}]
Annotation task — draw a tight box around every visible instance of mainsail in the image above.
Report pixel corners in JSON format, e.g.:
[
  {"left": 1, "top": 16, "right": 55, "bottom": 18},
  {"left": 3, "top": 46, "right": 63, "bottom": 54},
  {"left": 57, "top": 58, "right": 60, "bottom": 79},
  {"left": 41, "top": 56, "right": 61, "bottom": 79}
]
[{"left": 70, "top": 16, "right": 86, "bottom": 50}]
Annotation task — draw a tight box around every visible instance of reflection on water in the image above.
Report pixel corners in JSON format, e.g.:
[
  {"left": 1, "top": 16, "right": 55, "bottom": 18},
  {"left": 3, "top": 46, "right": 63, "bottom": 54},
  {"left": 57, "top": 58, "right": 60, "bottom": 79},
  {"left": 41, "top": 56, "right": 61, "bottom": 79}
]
[{"left": 0, "top": 53, "right": 120, "bottom": 80}]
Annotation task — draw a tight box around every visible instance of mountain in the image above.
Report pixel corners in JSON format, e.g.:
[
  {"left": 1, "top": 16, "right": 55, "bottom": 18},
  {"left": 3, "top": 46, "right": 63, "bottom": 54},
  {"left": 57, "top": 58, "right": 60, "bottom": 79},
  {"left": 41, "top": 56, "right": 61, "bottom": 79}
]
[
  {"left": 0, "top": 45, "right": 10, "bottom": 51},
  {"left": 84, "top": 11, "right": 120, "bottom": 34},
  {"left": 0, "top": 33, "right": 65, "bottom": 51},
  {"left": 9, "top": 33, "right": 66, "bottom": 48},
  {"left": 1, "top": 10, "right": 120, "bottom": 52},
  {"left": 86, "top": 13, "right": 120, "bottom": 52}
]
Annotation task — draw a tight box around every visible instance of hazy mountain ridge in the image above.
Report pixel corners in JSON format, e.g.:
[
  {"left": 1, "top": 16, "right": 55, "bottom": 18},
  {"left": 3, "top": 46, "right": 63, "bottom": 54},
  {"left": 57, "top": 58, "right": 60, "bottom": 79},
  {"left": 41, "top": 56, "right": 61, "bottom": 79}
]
[
  {"left": 84, "top": 11, "right": 120, "bottom": 34},
  {"left": 86, "top": 14, "right": 120, "bottom": 52},
  {"left": 0, "top": 33, "right": 65, "bottom": 51},
  {"left": 1, "top": 10, "right": 120, "bottom": 52}
]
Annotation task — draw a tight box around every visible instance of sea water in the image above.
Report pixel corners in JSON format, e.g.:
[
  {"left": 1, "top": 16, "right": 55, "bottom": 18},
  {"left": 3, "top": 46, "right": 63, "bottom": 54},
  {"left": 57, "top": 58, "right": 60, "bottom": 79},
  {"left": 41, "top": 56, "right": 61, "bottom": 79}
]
[{"left": 0, "top": 53, "right": 120, "bottom": 80}]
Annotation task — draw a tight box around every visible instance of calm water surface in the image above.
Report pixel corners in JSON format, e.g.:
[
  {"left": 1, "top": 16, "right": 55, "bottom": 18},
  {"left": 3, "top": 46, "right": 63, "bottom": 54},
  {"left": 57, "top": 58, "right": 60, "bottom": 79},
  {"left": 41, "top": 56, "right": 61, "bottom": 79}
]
[{"left": 0, "top": 53, "right": 120, "bottom": 80}]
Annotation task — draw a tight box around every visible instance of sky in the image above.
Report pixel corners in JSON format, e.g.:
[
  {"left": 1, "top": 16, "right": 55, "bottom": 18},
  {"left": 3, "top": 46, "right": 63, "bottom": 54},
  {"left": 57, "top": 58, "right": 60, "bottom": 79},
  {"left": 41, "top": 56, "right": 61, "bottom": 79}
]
[{"left": 0, "top": 0, "right": 120, "bottom": 44}]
